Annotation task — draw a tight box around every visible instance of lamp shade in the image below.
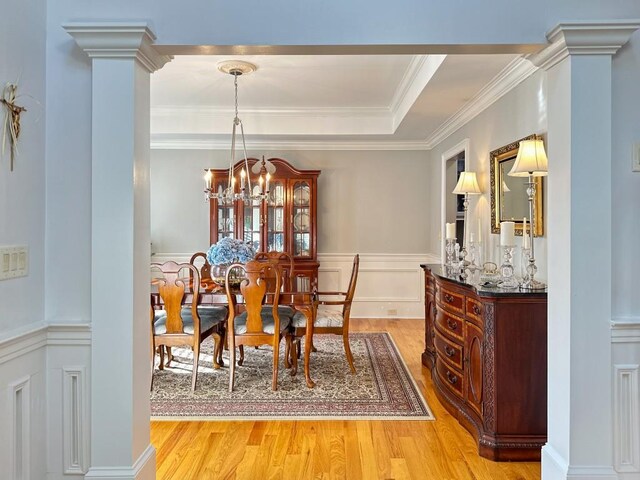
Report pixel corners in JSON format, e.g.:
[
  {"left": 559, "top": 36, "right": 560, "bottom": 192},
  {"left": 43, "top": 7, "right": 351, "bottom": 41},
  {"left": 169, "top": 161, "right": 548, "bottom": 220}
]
[
  {"left": 452, "top": 171, "right": 482, "bottom": 195},
  {"left": 508, "top": 139, "right": 548, "bottom": 177}
]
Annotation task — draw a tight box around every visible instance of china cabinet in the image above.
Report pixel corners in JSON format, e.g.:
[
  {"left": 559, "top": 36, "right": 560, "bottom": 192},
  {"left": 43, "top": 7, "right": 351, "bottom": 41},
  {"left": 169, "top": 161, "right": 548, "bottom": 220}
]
[{"left": 208, "top": 157, "right": 320, "bottom": 290}]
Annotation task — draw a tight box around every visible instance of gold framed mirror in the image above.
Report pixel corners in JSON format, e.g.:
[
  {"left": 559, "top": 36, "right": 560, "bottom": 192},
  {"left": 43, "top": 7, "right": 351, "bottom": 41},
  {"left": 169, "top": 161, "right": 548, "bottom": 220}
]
[{"left": 490, "top": 134, "right": 544, "bottom": 236}]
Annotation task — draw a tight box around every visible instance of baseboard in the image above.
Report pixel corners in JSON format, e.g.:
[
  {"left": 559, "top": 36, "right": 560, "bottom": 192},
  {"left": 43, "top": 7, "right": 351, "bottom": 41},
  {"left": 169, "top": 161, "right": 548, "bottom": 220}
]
[
  {"left": 543, "top": 444, "right": 621, "bottom": 480},
  {"left": 85, "top": 444, "right": 156, "bottom": 480},
  {"left": 542, "top": 444, "right": 569, "bottom": 480}
]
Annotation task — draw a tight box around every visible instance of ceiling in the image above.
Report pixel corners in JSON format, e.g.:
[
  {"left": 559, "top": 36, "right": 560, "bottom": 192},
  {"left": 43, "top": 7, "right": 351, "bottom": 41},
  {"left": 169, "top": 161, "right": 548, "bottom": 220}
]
[{"left": 150, "top": 53, "right": 524, "bottom": 149}]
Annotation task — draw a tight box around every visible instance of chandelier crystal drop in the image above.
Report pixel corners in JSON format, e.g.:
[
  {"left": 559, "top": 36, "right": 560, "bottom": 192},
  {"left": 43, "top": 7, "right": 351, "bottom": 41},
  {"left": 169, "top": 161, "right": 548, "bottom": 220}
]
[{"left": 203, "top": 61, "right": 271, "bottom": 205}]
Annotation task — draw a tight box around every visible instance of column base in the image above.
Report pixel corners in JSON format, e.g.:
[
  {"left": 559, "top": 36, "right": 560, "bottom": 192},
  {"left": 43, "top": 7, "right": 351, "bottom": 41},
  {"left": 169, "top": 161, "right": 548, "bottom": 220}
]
[
  {"left": 85, "top": 444, "right": 155, "bottom": 480},
  {"left": 542, "top": 444, "right": 618, "bottom": 480}
]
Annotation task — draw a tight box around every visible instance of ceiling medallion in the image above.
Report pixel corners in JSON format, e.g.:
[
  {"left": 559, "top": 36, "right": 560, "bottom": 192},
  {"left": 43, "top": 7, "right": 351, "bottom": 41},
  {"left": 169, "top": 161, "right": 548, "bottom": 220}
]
[{"left": 216, "top": 60, "right": 257, "bottom": 76}]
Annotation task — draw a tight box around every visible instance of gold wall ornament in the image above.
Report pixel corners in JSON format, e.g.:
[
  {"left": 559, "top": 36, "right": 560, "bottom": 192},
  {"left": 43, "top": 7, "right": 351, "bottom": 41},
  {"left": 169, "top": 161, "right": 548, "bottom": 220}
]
[{"left": 1, "top": 82, "right": 27, "bottom": 172}]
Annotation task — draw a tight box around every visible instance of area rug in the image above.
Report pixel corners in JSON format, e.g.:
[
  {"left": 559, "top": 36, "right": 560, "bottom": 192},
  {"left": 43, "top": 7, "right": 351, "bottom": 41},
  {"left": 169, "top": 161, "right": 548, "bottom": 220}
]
[{"left": 150, "top": 332, "right": 434, "bottom": 420}]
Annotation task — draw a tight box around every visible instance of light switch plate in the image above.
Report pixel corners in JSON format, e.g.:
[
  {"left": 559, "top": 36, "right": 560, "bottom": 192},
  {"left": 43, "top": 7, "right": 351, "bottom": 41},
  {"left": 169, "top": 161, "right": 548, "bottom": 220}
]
[
  {"left": 633, "top": 143, "right": 640, "bottom": 172},
  {"left": 0, "top": 245, "right": 28, "bottom": 280}
]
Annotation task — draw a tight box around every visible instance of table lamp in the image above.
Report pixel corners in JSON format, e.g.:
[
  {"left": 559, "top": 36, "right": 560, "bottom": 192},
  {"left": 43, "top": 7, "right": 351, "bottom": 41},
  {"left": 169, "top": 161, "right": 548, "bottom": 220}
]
[
  {"left": 452, "top": 171, "right": 482, "bottom": 267},
  {"left": 508, "top": 139, "right": 548, "bottom": 290}
]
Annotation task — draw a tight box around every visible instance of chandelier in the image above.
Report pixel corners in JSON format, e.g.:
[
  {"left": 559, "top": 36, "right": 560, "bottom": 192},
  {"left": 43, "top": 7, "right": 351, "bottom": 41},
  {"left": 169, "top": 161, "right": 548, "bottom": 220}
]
[{"left": 204, "top": 61, "right": 271, "bottom": 204}]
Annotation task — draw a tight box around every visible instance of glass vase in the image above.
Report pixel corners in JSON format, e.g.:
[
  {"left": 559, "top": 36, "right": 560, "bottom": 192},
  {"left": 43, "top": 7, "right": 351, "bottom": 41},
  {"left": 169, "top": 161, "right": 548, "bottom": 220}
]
[{"left": 211, "top": 264, "right": 243, "bottom": 287}]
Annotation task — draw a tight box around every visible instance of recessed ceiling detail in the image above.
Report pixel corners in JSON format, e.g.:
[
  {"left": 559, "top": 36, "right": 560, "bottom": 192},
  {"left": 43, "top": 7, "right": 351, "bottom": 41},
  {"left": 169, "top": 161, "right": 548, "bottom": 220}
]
[{"left": 151, "top": 53, "right": 526, "bottom": 149}]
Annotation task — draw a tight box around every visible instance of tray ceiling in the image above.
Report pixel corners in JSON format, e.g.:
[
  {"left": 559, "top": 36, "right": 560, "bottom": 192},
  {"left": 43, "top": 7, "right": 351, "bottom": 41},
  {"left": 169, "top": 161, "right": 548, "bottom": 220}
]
[{"left": 151, "top": 53, "right": 524, "bottom": 149}]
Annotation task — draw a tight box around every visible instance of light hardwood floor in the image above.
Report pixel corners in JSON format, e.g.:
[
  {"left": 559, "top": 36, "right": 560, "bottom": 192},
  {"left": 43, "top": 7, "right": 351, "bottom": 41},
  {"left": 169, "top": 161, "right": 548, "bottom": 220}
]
[{"left": 151, "top": 318, "right": 541, "bottom": 480}]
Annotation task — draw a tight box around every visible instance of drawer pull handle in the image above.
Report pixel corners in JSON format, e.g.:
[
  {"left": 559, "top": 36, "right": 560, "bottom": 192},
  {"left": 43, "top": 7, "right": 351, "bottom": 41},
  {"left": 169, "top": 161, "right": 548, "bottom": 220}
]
[
  {"left": 444, "top": 346, "right": 455, "bottom": 357},
  {"left": 472, "top": 304, "right": 481, "bottom": 315},
  {"left": 444, "top": 293, "right": 454, "bottom": 303},
  {"left": 446, "top": 371, "right": 458, "bottom": 385},
  {"left": 446, "top": 319, "right": 458, "bottom": 331}
]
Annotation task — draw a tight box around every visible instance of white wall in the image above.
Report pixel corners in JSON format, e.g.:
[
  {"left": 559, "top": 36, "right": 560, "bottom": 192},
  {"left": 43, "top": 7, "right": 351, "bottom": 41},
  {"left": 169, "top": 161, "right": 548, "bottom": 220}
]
[
  {"left": 427, "top": 69, "right": 548, "bottom": 279},
  {"left": 611, "top": 29, "right": 640, "bottom": 480},
  {"left": 151, "top": 149, "right": 431, "bottom": 254},
  {"left": 0, "top": 0, "right": 46, "bottom": 335},
  {"left": 0, "top": 2, "right": 47, "bottom": 476},
  {"left": 612, "top": 31, "right": 640, "bottom": 320}
]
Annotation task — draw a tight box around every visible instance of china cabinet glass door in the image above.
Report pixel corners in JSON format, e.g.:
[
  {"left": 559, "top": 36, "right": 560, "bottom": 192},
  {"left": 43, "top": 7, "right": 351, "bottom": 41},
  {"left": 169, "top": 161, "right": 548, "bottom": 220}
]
[
  {"left": 292, "top": 181, "right": 311, "bottom": 257},
  {"left": 242, "top": 185, "right": 263, "bottom": 252},
  {"left": 266, "top": 181, "right": 286, "bottom": 252},
  {"left": 215, "top": 180, "right": 235, "bottom": 241}
]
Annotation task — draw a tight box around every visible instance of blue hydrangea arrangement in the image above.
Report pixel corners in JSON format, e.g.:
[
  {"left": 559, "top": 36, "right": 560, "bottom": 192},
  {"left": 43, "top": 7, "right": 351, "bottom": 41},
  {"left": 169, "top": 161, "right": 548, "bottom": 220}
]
[{"left": 206, "top": 237, "right": 256, "bottom": 265}]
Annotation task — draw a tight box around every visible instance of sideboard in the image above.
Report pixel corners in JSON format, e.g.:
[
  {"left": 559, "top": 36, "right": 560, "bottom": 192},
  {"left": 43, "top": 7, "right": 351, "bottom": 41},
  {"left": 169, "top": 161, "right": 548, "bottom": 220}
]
[{"left": 421, "top": 264, "right": 547, "bottom": 461}]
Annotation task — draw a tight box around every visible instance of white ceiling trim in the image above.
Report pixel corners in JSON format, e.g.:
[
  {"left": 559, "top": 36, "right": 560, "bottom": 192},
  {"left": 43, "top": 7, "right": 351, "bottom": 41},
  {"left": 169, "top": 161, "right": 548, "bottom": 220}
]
[
  {"left": 152, "top": 105, "right": 391, "bottom": 118},
  {"left": 150, "top": 134, "right": 430, "bottom": 151},
  {"left": 424, "top": 56, "right": 537, "bottom": 148},
  {"left": 151, "top": 105, "right": 393, "bottom": 136},
  {"left": 389, "top": 54, "right": 447, "bottom": 131}
]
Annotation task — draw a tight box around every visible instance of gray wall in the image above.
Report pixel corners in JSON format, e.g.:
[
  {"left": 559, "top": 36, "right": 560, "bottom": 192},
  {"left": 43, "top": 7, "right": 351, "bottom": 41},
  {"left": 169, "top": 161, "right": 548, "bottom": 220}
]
[
  {"left": 0, "top": 0, "right": 46, "bottom": 333},
  {"left": 151, "top": 149, "right": 431, "bottom": 254},
  {"left": 427, "top": 69, "right": 548, "bottom": 279}
]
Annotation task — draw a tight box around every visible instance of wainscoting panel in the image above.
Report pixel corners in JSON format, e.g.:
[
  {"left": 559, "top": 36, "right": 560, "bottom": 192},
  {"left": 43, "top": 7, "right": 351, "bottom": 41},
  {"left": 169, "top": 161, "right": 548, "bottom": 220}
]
[
  {"left": 0, "top": 324, "right": 47, "bottom": 480},
  {"left": 318, "top": 253, "right": 439, "bottom": 319},
  {"left": 612, "top": 318, "right": 640, "bottom": 479},
  {"left": 614, "top": 364, "right": 639, "bottom": 474},
  {"left": 0, "top": 323, "right": 92, "bottom": 480},
  {"left": 47, "top": 325, "right": 91, "bottom": 479},
  {"left": 9, "top": 376, "right": 31, "bottom": 480},
  {"left": 63, "top": 367, "right": 89, "bottom": 475}
]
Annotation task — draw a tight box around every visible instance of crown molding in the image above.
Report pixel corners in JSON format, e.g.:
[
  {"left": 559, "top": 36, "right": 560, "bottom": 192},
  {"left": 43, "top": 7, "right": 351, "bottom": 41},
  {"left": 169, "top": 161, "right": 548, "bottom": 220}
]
[
  {"left": 531, "top": 21, "right": 640, "bottom": 71},
  {"left": 424, "top": 56, "right": 537, "bottom": 148},
  {"left": 63, "top": 22, "right": 172, "bottom": 72},
  {"left": 150, "top": 134, "right": 430, "bottom": 151},
  {"left": 390, "top": 55, "right": 447, "bottom": 131},
  {"left": 152, "top": 105, "right": 390, "bottom": 119}
]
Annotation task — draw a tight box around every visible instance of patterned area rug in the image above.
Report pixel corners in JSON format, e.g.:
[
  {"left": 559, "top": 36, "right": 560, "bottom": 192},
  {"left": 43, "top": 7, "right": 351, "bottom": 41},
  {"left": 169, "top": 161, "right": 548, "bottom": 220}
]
[{"left": 150, "top": 332, "right": 433, "bottom": 420}]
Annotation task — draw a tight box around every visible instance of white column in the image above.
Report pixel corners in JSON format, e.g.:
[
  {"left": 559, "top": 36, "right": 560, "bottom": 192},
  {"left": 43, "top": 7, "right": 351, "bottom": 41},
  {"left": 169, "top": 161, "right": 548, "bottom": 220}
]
[
  {"left": 531, "top": 22, "right": 640, "bottom": 480},
  {"left": 64, "top": 23, "right": 171, "bottom": 480}
]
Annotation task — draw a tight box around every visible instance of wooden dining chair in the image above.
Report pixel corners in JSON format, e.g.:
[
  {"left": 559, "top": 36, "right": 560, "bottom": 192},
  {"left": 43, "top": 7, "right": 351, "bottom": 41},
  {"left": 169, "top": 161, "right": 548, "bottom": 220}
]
[
  {"left": 291, "top": 254, "right": 360, "bottom": 374},
  {"left": 254, "top": 251, "right": 297, "bottom": 319},
  {"left": 150, "top": 261, "right": 227, "bottom": 391},
  {"left": 225, "top": 260, "right": 294, "bottom": 392}
]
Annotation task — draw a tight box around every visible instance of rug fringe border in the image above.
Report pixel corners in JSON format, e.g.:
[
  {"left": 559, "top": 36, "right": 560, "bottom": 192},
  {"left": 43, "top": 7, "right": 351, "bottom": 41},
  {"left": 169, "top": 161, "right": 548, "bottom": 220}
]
[
  {"left": 151, "top": 415, "right": 434, "bottom": 421},
  {"left": 381, "top": 331, "right": 436, "bottom": 420}
]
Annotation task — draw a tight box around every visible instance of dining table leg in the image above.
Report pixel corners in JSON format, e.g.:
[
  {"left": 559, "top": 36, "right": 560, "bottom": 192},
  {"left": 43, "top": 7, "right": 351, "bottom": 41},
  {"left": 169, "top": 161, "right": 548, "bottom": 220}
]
[{"left": 302, "top": 306, "right": 315, "bottom": 388}]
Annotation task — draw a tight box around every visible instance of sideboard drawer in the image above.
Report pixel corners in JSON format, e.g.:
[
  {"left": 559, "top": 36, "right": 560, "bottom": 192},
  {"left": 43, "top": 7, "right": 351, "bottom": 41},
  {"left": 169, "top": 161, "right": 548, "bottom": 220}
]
[
  {"left": 466, "top": 297, "right": 483, "bottom": 327},
  {"left": 437, "top": 285, "right": 465, "bottom": 316},
  {"left": 436, "top": 357, "right": 463, "bottom": 398},
  {"left": 435, "top": 307, "right": 464, "bottom": 343},
  {"left": 434, "top": 329, "right": 464, "bottom": 370}
]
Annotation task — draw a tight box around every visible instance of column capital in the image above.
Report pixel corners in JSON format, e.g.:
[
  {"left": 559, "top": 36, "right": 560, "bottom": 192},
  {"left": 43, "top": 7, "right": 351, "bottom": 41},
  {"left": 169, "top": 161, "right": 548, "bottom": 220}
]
[
  {"left": 63, "top": 22, "right": 172, "bottom": 72},
  {"left": 530, "top": 20, "right": 640, "bottom": 70}
]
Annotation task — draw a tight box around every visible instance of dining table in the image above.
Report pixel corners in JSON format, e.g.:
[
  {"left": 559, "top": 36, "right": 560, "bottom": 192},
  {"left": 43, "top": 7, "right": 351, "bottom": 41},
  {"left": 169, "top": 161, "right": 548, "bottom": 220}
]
[{"left": 151, "top": 278, "right": 318, "bottom": 388}]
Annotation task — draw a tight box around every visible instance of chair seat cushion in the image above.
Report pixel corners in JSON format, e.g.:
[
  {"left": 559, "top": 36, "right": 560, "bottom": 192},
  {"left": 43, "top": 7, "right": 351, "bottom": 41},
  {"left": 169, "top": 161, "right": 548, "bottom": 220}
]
[
  {"left": 261, "top": 305, "right": 295, "bottom": 319},
  {"left": 315, "top": 309, "right": 344, "bottom": 327},
  {"left": 153, "top": 306, "right": 226, "bottom": 335},
  {"left": 291, "top": 311, "right": 308, "bottom": 328},
  {"left": 291, "top": 308, "right": 345, "bottom": 328},
  {"left": 233, "top": 311, "right": 291, "bottom": 335}
]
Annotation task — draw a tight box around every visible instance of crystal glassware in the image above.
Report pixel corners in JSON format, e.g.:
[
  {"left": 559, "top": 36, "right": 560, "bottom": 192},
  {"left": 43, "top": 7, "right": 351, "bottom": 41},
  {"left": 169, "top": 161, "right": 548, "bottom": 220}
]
[
  {"left": 445, "top": 238, "right": 456, "bottom": 266},
  {"left": 499, "top": 245, "right": 519, "bottom": 288}
]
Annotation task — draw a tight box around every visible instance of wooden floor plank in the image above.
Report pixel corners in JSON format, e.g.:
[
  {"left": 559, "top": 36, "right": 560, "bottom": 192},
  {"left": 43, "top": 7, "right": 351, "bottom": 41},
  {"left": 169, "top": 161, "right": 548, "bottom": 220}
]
[{"left": 151, "top": 319, "right": 540, "bottom": 480}]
